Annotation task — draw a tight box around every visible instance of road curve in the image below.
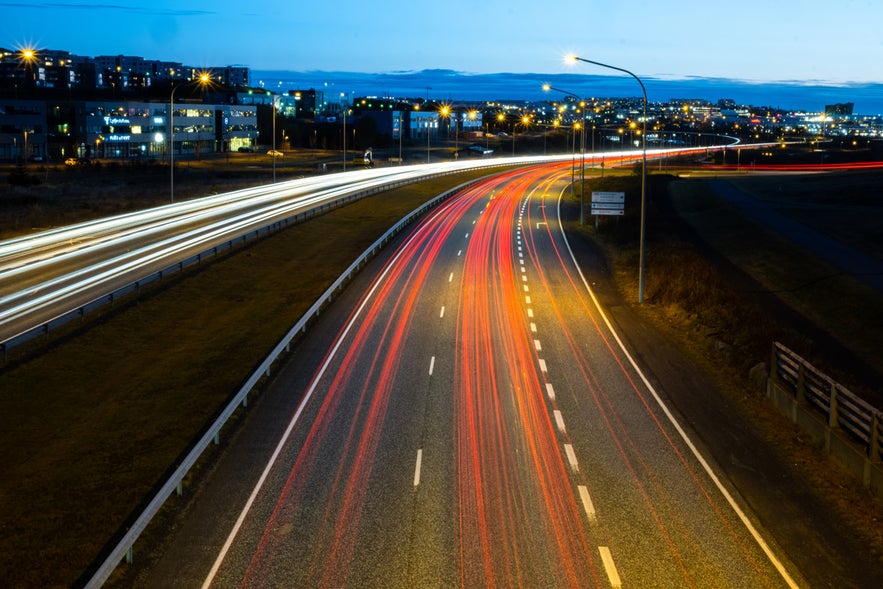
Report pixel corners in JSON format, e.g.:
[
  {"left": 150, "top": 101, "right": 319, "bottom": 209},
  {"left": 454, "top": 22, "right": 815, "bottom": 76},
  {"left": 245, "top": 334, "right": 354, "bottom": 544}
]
[{"left": 120, "top": 163, "right": 806, "bottom": 588}]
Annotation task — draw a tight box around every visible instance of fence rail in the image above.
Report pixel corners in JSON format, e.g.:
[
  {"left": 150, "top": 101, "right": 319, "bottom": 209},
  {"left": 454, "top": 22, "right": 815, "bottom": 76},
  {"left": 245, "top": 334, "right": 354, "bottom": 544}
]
[
  {"left": 81, "top": 171, "right": 497, "bottom": 588},
  {"left": 770, "top": 341, "right": 882, "bottom": 461}
]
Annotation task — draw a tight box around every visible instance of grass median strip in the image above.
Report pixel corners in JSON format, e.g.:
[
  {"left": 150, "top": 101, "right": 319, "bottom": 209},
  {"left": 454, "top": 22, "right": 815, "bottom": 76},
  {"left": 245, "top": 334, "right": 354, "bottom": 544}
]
[{"left": 0, "top": 168, "right": 500, "bottom": 588}]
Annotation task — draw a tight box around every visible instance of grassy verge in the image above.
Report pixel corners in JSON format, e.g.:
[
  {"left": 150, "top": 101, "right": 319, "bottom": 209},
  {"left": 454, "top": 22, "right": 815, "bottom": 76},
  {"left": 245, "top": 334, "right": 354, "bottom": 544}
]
[
  {"left": 0, "top": 167, "right": 501, "bottom": 588},
  {"left": 573, "top": 170, "right": 882, "bottom": 401}
]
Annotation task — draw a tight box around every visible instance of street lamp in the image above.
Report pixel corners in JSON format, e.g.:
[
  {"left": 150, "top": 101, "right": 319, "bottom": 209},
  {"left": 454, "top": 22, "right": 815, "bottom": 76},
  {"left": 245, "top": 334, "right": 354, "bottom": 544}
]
[
  {"left": 272, "top": 94, "right": 278, "bottom": 182},
  {"left": 518, "top": 114, "right": 530, "bottom": 155},
  {"left": 439, "top": 104, "right": 452, "bottom": 154},
  {"left": 342, "top": 95, "right": 347, "bottom": 172},
  {"left": 544, "top": 84, "right": 587, "bottom": 224},
  {"left": 170, "top": 72, "right": 211, "bottom": 203},
  {"left": 567, "top": 55, "right": 648, "bottom": 303}
]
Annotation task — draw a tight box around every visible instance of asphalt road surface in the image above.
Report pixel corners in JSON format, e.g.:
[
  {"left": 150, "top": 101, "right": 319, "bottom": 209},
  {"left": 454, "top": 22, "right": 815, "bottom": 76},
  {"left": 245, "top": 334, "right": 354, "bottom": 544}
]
[{"left": 118, "top": 163, "right": 864, "bottom": 588}]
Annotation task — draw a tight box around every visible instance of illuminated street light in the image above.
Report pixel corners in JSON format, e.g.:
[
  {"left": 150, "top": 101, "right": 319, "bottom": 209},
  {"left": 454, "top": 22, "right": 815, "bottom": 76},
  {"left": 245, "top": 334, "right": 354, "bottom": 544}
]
[
  {"left": 439, "top": 104, "right": 452, "bottom": 151},
  {"left": 567, "top": 55, "right": 648, "bottom": 303},
  {"left": 544, "top": 84, "right": 587, "bottom": 224},
  {"left": 170, "top": 71, "right": 212, "bottom": 203}
]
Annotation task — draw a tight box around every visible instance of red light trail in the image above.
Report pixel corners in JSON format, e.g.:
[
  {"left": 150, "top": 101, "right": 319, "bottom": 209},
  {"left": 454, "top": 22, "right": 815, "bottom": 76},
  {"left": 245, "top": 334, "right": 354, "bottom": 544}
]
[{"left": 203, "top": 162, "right": 800, "bottom": 589}]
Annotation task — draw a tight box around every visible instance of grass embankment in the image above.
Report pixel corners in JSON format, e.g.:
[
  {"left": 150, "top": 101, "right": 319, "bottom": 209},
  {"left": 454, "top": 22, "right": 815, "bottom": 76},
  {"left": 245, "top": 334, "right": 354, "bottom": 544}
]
[
  {"left": 572, "top": 170, "right": 882, "bottom": 401},
  {"left": 567, "top": 168, "right": 883, "bottom": 568},
  {"left": 0, "top": 167, "right": 500, "bottom": 588}
]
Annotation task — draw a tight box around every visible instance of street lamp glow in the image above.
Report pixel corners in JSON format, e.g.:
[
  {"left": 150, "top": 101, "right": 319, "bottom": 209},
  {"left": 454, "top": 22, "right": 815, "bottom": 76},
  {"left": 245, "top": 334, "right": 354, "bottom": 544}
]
[{"left": 566, "top": 54, "right": 649, "bottom": 303}]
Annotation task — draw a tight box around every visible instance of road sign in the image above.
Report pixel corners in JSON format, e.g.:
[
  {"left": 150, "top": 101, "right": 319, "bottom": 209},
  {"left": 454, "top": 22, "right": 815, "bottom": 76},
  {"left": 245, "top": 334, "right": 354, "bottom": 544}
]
[
  {"left": 591, "top": 191, "right": 625, "bottom": 204},
  {"left": 591, "top": 207, "right": 625, "bottom": 216},
  {"left": 591, "top": 191, "right": 624, "bottom": 216}
]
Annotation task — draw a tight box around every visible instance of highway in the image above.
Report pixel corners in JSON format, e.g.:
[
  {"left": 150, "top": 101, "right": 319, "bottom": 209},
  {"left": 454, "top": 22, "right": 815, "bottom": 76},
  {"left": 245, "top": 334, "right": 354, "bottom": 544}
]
[
  {"left": 126, "top": 163, "right": 805, "bottom": 588},
  {"left": 0, "top": 146, "right": 712, "bottom": 350},
  {"left": 0, "top": 158, "right": 525, "bottom": 346}
]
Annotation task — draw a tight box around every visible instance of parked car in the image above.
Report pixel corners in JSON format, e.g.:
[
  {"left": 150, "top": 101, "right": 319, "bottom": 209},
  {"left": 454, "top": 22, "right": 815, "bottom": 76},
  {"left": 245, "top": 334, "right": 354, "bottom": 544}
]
[
  {"left": 64, "top": 157, "right": 78, "bottom": 166},
  {"left": 267, "top": 149, "right": 283, "bottom": 157},
  {"left": 469, "top": 145, "right": 494, "bottom": 155}
]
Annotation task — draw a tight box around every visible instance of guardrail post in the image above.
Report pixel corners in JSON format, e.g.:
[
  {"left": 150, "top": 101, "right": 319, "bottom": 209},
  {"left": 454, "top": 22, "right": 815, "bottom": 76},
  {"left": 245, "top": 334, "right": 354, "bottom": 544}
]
[
  {"left": 871, "top": 413, "right": 881, "bottom": 461},
  {"left": 796, "top": 362, "right": 806, "bottom": 403},
  {"left": 176, "top": 480, "right": 183, "bottom": 496},
  {"left": 213, "top": 432, "right": 220, "bottom": 445},
  {"left": 828, "top": 383, "right": 839, "bottom": 429},
  {"left": 126, "top": 545, "right": 133, "bottom": 565},
  {"left": 769, "top": 343, "right": 779, "bottom": 383}
]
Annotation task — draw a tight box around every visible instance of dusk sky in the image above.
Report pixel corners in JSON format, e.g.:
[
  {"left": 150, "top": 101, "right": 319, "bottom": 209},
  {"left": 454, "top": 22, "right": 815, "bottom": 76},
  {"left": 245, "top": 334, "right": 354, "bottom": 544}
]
[{"left": 4, "top": 0, "right": 882, "bottom": 86}]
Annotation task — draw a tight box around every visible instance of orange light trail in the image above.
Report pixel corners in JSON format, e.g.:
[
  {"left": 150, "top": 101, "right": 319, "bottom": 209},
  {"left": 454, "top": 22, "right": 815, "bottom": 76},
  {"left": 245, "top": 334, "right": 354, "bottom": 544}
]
[{"left": 455, "top": 164, "right": 600, "bottom": 587}]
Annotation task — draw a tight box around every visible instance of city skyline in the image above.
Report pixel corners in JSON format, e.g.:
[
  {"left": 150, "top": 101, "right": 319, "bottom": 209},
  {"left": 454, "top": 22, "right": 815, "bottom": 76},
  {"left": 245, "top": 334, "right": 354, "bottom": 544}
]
[{"left": 4, "top": 0, "right": 881, "bottom": 88}]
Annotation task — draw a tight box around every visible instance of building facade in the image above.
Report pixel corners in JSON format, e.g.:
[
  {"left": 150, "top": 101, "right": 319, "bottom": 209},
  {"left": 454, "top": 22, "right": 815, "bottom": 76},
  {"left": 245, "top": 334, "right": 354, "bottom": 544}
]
[{"left": 0, "top": 97, "right": 258, "bottom": 161}]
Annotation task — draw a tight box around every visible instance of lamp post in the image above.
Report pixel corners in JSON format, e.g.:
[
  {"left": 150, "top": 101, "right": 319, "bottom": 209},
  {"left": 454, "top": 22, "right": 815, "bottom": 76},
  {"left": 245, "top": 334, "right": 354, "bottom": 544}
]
[
  {"left": 398, "top": 110, "right": 403, "bottom": 164},
  {"left": 544, "top": 84, "right": 587, "bottom": 224},
  {"left": 272, "top": 95, "right": 278, "bottom": 183},
  {"left": 568, "top": 55, "right": 648, "bottom": 303},
  {"left": 342, "top": 96, "right": 347, "bottom": 172},
  {"left": 169, "top": 72, "right": 211, "bottom": 204},
  {"left": 169, "top": 83, "right": 179, "bottom": 203},
  {"left": 439, "top": 105, "right": 451, "bottom": 155}
]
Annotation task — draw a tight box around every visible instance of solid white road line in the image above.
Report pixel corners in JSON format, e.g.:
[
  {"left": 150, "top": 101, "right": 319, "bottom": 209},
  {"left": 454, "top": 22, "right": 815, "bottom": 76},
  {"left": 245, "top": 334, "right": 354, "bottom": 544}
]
[
  {"left": 555, "top": 189, "right": 801, "bottom": 589},
  {"left": 429, "top": 356, "right": 435, "bottom": 376}
]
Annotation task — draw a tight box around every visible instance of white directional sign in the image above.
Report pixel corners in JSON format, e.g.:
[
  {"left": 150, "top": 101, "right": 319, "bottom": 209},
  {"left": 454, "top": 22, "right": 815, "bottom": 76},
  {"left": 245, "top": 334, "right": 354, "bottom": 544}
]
[
  {"left": 591, "top": 191, "right": 625, "bottom": 204},
  {"left": 591, "top": 191, "right": 625, "bottom": 216}
]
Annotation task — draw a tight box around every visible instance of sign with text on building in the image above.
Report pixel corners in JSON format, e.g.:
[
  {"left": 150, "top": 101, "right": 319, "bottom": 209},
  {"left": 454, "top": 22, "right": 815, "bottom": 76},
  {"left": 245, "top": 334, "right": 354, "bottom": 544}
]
[{"left": 591, "top": 191, "right": 625, "bottom": 216}]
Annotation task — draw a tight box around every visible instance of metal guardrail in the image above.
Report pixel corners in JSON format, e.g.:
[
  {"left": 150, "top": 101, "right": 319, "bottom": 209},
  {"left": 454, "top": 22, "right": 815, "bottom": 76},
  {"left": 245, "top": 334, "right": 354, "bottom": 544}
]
[
  {"left": 770, "top": 341, "right": 882, "bottom": 461},
  {"left": 82, "top": 173, "right": 493, "bottom": 587}
]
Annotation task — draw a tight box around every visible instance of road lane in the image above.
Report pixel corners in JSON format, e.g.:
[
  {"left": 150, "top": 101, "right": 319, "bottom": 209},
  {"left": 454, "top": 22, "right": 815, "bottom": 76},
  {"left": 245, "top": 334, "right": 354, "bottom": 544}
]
[
  {"left": 517, "top": 173, "right": 805, "bottom": 587},
  {"left": 125, "top": 163, "right": 805, "bottom": 588}
]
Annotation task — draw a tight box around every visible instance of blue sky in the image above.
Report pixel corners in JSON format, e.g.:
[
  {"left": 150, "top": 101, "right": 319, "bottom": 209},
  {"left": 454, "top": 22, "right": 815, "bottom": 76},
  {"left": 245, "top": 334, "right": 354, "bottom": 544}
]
[{"left": 3, "top": 0, "right": 881, "bottom": 85}]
